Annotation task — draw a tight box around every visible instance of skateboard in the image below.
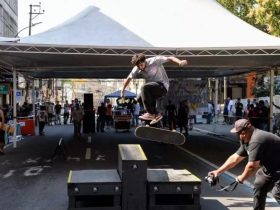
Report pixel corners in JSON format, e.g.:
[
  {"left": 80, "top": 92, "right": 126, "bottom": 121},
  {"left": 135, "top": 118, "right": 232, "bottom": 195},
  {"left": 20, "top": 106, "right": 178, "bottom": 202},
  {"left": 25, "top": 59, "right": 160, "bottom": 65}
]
[
  {"left": 0, "top": 122, "right": 15, "bottom": 134},
  {"left": 135, "top": 126, "right": 185, "bottom": 145}
]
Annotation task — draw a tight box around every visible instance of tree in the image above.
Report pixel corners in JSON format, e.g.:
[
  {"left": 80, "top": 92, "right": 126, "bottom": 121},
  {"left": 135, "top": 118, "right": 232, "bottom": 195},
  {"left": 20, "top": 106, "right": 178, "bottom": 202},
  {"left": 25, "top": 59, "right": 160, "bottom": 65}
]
[
  {"left": 251, "top": 74, "right": 280, "bottom": 97},
  {"left": 217, "top": 0, "right": 256, "bottom": 24},
  {"left": 248, "top": 0, "right": 280, "bottom": 37},
  {"left": 217, "top": 0, "right": 280, "bottom": 37}
]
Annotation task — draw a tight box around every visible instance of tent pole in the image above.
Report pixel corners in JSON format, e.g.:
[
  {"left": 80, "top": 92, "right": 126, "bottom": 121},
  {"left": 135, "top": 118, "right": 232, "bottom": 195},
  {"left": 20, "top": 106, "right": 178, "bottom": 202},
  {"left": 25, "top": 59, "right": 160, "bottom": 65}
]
[
  {"left": 32, "top": 80, "right": 36, "bottom": 127},
  {"left": 269, "top": 68, "right": 274, "bottom": 133},
  {"left": 223, "top": 77, "right": 227, "bottom": 100},
  {"left": 12, "top": 68, "right": 17, "bottom": 148},
  {"left": 215, "top": 78, "right": 219, "bottom": 122},
  {"left": 208, "top": 78, "right": 212, "bottom": 100}
]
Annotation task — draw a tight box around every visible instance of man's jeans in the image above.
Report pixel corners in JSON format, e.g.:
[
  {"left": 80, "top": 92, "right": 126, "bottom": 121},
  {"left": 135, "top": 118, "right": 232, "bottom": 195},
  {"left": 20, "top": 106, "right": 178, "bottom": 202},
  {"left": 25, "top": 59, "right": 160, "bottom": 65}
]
[
  {"left": 254, "top": 168, "right": 280, "bottom": 210},
  {"left": 138, "top": 82, "right": 167, "bottom": 115}
]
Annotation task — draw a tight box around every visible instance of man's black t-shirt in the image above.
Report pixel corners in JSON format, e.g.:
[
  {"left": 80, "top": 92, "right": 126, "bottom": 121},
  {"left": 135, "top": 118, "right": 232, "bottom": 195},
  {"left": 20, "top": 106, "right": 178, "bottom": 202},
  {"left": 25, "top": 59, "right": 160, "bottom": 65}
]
[{"left": 236, "top": 128, "right": 280, "bottom": 173}]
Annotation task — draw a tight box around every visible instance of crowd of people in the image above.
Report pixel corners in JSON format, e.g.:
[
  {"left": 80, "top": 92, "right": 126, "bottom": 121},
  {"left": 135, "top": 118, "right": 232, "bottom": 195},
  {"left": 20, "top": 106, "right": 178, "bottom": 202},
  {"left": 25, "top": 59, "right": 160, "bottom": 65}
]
[
  {"left": 223, "top": 97, "right": 270, "bottom": 131},
  {"left": 36, "top": 98, "right": 86, "bottom": 136}
]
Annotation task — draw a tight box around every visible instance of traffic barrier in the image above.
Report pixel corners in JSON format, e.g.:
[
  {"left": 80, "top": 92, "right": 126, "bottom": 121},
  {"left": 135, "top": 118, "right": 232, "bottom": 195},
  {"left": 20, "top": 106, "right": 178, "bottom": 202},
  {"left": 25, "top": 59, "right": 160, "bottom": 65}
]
[{"left": 18, "top": 116, "right": 35, "bottom": 136}]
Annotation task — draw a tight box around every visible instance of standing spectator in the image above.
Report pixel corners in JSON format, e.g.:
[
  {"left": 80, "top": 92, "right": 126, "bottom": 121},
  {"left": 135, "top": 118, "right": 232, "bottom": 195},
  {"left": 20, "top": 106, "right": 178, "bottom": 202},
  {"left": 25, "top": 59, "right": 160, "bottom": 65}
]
[
  {"left": 244, "top": 99, "right": 251, "bottom": 118},
  {"left": 216, "top": 103, "right": 221, "bottom": 121},
  {"left": 70, "top": 100, "right": 75, "bottom": 124},
  {"left": 97, "top": 102, "right": 107, "bottom": 133},
  {"left": 133, "top": 100, "right": 141, "bottom": 127},
  {"left": 72, "top": 104, "right": 84, "bottom": 136},
  {"left": 235, "top": 98, "right": 244, "bottom": 121},
  {"left": 246, "top": 98, "right": 251, "bottom": 110},
  {"left": 54, "top": 101, "right": 62, "bottom": 125},
  {"left": 227, "top": 97, "right": 234, "bottom": 124},
  {"left": 105, "top": 99, "right": 113, "bottom": 129},
  {"left": 21, "top": 102, "right": 30, "bottom": 116},
  {"left": 207, "top": 101, "right": 214, "bottom": 124},
  {"left": 177, "top": 101, "right": 189, "bottom": 136},
  {"left": 0, "top": 106, "right": 6, "bottom": 155},
  {"left": 257, "top": 100, "right": 269, "bottom": 131},
  {"left": 223, "top": 98, "right": 229, "bottom": 124},
  {"left": 165, "top": 100, "right": 177, "bottom": 131},
  {"left": 37, "top": 106, "right": 48, "bottom": 136},
  {"left": 208, "top": 119, "right": 280, "bottom": 210},
  {"left": 248, "top": 104, "right": 258, "bottom": 128},
  {"left": 47, "top": 102, "right": 54, "bottom": 125},
  {"left": 63, "top": 100, "right": 70, "bottom": 125}
]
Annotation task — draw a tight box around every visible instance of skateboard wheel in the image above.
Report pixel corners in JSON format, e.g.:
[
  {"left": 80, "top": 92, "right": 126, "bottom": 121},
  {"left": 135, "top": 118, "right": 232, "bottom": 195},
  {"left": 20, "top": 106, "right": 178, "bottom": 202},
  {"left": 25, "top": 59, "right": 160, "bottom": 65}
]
[
  {"left": 74, "top": 187, "right": 79, "bottom": 193},
  {"left": 176, "top": 186, "right": 182, "bottom": 192},
  {"left": 93, "top": 187, "right": 98, "bottom": 193},
  {"left": 145, "top": 124, "right": 150, "bottom": 127}
]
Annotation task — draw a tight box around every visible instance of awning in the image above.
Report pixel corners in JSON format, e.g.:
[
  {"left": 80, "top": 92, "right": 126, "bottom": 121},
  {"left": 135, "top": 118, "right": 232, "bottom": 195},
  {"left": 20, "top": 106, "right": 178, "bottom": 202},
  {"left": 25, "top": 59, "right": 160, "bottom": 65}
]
[{"left": 104, "top": 90, "right": 136, "bottom": 99}]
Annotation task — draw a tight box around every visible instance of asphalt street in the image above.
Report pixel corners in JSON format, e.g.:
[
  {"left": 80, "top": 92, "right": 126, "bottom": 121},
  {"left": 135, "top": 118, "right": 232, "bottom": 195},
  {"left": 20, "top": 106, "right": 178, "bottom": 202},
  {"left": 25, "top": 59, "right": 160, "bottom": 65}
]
[{"left": 0, "top": 124, "right": 279, "bottom": 210}]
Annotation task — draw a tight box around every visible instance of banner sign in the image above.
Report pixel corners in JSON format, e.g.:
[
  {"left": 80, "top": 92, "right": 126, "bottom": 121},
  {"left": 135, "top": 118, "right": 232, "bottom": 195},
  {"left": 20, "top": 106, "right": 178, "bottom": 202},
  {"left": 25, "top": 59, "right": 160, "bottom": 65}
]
[{"left": 0, "top": 84, "right": 9, "bottom": 94}]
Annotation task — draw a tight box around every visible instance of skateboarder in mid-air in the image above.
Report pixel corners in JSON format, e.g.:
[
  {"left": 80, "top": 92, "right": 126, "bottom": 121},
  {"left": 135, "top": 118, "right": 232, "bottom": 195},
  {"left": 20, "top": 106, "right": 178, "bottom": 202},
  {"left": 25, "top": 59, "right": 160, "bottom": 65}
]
[{"left": 121, "top": 53, "right": 187, "bottom": 125}]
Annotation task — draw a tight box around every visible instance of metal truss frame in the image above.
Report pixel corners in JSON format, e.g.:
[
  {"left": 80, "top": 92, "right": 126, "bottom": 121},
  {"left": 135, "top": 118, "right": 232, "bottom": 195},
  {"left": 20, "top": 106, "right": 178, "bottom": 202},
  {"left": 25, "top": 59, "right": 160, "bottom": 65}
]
[{"left": 0, "top": 43, "right": 280, "bottom": 57}]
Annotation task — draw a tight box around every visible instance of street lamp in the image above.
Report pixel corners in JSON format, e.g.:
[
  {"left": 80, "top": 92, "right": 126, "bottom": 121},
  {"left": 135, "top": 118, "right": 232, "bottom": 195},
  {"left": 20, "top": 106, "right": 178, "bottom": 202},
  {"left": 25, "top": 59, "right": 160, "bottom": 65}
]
[
  {"left": 14, "top": 22, "right": 42, "bottom": 38},
  {"left": 29, "top": 2, "right": 45, "bottom": 36}
]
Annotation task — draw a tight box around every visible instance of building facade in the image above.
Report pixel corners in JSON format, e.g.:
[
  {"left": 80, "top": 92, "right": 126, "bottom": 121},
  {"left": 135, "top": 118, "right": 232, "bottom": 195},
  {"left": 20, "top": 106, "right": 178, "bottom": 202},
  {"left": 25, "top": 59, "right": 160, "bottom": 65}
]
[{"left": 0, "top": 0, "right": 18, "bottom": 37}]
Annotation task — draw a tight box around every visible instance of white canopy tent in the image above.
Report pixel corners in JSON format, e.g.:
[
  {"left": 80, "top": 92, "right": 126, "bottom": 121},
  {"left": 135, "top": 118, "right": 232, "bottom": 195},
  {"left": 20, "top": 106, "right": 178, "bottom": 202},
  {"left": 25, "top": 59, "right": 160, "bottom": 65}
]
[
  {"left": 0, "top": 0, "right": 279, "bottom": 79},
  {"left": 1, "top": 0, "right": 280, "bottom": 147},
  {"left": 20, "top": 0, "right": 280, "bottom": 48}
]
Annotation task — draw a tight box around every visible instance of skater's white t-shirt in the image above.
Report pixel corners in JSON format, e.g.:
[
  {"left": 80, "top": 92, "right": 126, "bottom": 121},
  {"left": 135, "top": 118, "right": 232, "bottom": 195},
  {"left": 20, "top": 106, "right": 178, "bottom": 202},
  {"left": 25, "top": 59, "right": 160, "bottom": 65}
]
[{"left": 128, "top": 56, "right": 169, "bottom": 91}]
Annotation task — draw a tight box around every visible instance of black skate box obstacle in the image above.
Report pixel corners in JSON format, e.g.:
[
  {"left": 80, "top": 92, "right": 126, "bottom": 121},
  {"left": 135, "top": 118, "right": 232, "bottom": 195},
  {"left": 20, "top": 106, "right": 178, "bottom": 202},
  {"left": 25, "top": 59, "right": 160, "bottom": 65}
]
[{"left": 67, "top": 144, "right": 201, "bottom": 210}]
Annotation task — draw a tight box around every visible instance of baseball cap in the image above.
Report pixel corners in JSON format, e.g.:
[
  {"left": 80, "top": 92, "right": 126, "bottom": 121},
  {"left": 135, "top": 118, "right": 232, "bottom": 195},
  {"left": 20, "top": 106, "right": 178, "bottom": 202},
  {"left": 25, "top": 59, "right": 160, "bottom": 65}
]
[{"left": 230, "top": 119, "right": 250, "bottom": 133}]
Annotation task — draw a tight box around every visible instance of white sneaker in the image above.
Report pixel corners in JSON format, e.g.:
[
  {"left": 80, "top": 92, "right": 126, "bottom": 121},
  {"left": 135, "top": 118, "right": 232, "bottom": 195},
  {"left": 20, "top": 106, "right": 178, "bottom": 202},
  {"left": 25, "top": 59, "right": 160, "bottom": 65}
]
[
  {"left": 139, "top": 113, "right": 155, "bottom": 120},
  {"left": 150, "top": 114, "right": 163, "bottom": 125}
]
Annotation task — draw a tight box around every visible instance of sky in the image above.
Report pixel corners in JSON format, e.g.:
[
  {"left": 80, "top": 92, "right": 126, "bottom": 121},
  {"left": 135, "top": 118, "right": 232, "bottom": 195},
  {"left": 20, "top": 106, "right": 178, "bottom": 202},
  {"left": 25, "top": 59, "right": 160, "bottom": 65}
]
[{"left": 18, "top": 0, "right": 94, "bottom": 37}]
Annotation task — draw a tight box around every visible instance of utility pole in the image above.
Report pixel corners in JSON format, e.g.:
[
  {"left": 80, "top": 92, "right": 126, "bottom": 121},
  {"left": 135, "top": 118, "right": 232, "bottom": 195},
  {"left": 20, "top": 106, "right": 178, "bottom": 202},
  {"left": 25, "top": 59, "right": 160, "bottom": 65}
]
[{"left": 29, "top": 2, "right": 44, "bottom": 36}]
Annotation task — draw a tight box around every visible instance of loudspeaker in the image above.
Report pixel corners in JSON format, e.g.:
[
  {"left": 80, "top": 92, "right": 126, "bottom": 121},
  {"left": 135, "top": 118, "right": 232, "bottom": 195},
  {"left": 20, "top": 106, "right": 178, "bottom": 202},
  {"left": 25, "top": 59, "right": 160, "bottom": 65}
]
[
  {"left": 84, "top": 93, "right": 93, "bottom": 111},
  {"left": 83, "top": 110, "right": 95, "bottom": 133}
]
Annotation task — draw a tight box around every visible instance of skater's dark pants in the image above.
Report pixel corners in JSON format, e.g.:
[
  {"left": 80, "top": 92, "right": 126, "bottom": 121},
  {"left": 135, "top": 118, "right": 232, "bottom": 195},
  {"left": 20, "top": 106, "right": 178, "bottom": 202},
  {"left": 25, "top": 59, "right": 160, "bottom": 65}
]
[
  {"left": 253, "top": 168, "right": 280, "bottom": 210},
  {"left": 137, "top": 82, "right": 167, "bottom": 114}
]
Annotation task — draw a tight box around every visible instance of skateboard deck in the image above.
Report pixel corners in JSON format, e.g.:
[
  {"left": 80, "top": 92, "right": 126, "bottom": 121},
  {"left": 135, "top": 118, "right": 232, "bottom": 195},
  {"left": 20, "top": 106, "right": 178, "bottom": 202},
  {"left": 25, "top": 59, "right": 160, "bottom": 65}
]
[
  {"left": 135, "top": 126, "right": 185, "bottom": 145},
  {"left": 0, "top": 122, "right": 15, "bottom": 134}
]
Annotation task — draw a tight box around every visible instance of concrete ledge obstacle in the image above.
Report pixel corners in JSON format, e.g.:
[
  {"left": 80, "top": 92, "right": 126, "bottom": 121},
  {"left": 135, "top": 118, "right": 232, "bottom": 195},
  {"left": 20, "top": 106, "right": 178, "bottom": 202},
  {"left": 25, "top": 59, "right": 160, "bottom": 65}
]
[
  {"left": 67, "top": 144, "right": 201, "bottom": 210},
  {"left": 67, "top": 169, "right": 122, "bottom": 210}
]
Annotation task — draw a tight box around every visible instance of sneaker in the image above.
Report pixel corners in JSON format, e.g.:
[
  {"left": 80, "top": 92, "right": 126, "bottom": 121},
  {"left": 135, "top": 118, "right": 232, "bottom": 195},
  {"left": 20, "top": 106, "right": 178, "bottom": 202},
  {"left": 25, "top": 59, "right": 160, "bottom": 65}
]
[
  {"left": 139, "top": 113, "right": 155, "bottom": 120},
  {"left": 150, "top": 113, "right": 163, "bottom": 125}
]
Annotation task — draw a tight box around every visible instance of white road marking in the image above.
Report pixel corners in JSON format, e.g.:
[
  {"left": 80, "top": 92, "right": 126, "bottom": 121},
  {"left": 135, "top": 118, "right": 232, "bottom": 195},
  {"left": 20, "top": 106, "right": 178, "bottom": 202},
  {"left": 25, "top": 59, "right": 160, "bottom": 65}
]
[
  {"left": 67, "top": 157, "right": 81, "bottom": 162},
  {"left": 23, "top": 165, "right": 50, "bottom": 177},
  {"left": 85, "top": 148, "right": 91, "bottom": 160},
  {"left": 87, "top": 136, "right": 92, "bottom": 143},
  {"left": 3, "top": 170, "right": 16, "bottom": 178},
  {"left": 1, "top": 160, "right": 10, "bottom": 165},
  {"left": 22, "top": 157, "right": 41, "bottom": 164},
  {"left": 96, "top": 155, "right": 106, "bottom": 161}
]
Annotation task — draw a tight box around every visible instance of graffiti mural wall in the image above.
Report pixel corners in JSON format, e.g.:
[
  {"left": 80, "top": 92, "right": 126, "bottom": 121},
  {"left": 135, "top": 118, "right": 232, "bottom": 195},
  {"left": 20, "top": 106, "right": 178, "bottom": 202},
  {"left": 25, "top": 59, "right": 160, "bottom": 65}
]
[{"left": 158, "top": 78, "right": 208, "bottom": 114}]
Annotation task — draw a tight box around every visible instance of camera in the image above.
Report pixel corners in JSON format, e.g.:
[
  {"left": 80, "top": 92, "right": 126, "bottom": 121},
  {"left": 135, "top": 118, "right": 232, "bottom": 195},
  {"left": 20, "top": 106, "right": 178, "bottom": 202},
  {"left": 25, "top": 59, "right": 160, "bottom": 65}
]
[{"left": 205, "top": 174, "right": 218, "bottom": 186}]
